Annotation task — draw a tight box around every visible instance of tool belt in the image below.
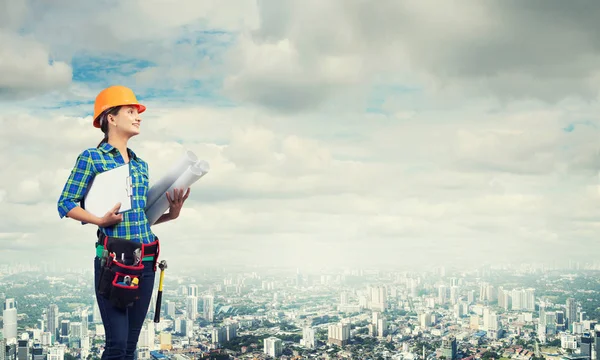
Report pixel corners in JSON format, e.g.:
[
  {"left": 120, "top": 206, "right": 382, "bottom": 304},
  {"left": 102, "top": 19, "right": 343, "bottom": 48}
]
[{"left": 95, "top": 231, "right": 160, "bottom": 310}]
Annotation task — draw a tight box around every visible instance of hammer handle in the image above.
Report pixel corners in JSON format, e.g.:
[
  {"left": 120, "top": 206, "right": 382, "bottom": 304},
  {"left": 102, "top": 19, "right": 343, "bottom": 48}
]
[
  {"left": 153, "top": 268, "right": 166, "bottom": 323},
  {"left": 153, "top": 290, "right": 163, "bottom": 323}
]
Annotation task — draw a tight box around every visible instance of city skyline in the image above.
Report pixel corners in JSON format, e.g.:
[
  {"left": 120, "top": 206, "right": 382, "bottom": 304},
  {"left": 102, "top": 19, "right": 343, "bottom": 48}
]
[
  {"left": 2, "top": 261, "right": 600, "bottom": 359},
  {"left": 2, "top": 1, "right": 600, "bottom": 269}
]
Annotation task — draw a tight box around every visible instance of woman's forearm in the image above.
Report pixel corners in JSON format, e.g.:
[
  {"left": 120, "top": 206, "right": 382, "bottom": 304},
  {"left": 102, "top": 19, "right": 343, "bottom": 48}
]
[
  {"left": 153, "top": 213, "right": 174, "bottom": 225},
  {"left": 66, "top": 207, "right": 103, "bottom": 226}
]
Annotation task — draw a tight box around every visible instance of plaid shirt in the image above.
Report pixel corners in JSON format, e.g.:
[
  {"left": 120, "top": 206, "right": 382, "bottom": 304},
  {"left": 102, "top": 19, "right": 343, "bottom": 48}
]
[{"left": 57, "top": 142, "right": 157, "bottom": 244}]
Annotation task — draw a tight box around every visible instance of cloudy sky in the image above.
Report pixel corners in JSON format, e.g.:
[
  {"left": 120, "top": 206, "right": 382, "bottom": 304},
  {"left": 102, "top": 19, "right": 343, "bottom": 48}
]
[{"left": 1, "top": 0, "right": 599, "bottom": 272}]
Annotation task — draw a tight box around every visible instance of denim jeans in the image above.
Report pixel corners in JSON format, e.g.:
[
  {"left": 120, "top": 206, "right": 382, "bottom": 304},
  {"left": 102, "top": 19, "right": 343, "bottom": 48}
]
[{"left": 94, "top": 256, "right": 156, "bottom": 360}]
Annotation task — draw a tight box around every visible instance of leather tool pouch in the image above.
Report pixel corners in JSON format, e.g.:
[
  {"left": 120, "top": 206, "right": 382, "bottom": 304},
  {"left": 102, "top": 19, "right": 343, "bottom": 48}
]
[{"left": 96, "top": 233, "right": 159, "bottom": 310}]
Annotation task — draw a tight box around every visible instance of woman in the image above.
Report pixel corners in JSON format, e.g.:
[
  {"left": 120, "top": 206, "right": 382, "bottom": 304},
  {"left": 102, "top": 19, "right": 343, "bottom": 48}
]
[{"left": 57, "top": 85, "right": 190, "bottom": 360}]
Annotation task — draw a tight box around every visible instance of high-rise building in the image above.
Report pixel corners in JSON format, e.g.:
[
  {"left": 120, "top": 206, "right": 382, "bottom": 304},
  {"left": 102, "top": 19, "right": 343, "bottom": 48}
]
[
  {"left": 524, "top": 288, "right": 535, "bottom": 311},
  {"left": 545, "top": 312, "right": 557, "bottom": 334},
  {"left": 538, "top": 305, "right": 547, "bottom": 340},
  {"left": 420, "top": 312, "right": 432, "bottom": 327},
  {"left": 303, "top": 327, "right": 315, "bottom": 349},
  {"left": 186, "top": 296, "right": 198, "bottom": 320},
  {"left": 70, "top": 323, "right": 82, "bottom": 339},
  {"left": 498, "top": 287, "right": 511, "bottom": 309},
  {"left": 480, "top": 284, "right": 496, "bottom": 303},
  {"left": 159, "top": 332, "right": 172, "bottom": 351},
  {"left": 561, "top": 333, "right": 577, "bottom": 349},
  {"left": 581, "top": 332, "right": 592, "bottom": 358},
  {"left": 188, "top": 285, "right": 198, "bottom": 297},
  {"left": 327, "top": 323, "right": 351, "bottom": 346},
  {"left": 60, "top": 320, "right": 70, "bottom": 343},
  {"left": 47, "top": 304, "right": 59, "bottom": 342},
  {"left": 41, "top": 333, "right": 52, "bottom": 346},
  {"left": 80, "top": 309, "right": 88, "bottom": 337},
  {"left": 31, "top": 343, "right": 44, "bottom": 360},
  {"left": 92, "top": 300, "right": 101, "bottom": 324},
  {"left": 17, "top": 339, "right": 28, "bottom": 360},
  {"left": 409, "top": 278, "right": 419, "bottom": 298},
  {"left": 225, "top": 324, "right": 237, "bottom": 342},
  {"left": 340, "top": 292, "right": 348, "bottom": 305},
  {"left": 47, "top": 345, "right": 66, "bottom": 360},
  {"left": 5, "top": 341, "right": 16, "bottom": 360},
  {"left": 264, "top": 337, "right": 282, "bottom": 357},
  {"left": 509, "top": 288, "right": 535, "bottom": 311},
  {"left": 211, "top": 327, "right": 227, "bottom": 345},
  {"left": 377, "top": 317, "right": 387, "bottom": 338},
  {"left": 453, "top": 302, "right": 466, "bottom": 318},
  {"left": 556, "top": 311, "right": 566, "bottom": 332},
  {"left": 181, "top": 319, "right": 193, "bottom": 338},
  {"left": 467, "top": 290, "right": 475, "bottom": 304},
  {"left": 174, "top": 317, "right": 183, "bottom": 333},
  {"left": 566, "top": 298, "right": 577, "bottom": 329},
  {"left": 203, "top": 295, "right": 214, "bottom": 322},
  {"left": 511, "top": 289, "right": 522, "bottom": 310},
  {"left": 0, "top": 333, "right": 6, "bottom": 360},
  {"left": 450, "top": 286, "right": 459, "bottom": 305},
  {"left": 441, "top": 336, "right": 457, "bottom": 360},
  {"left": 438, "top": 285, "right": 447, "bottom": 305},
  {"left": 3, "top": 299, "right": 17, "bottom": 342},
  {"left": 138, "top": 320, "right": 154, "bottom": 351},
  {"left": 166, "top": 301, "right": 176, "bottom": 318},
  {"left": 369, "top": 286, "right": 387, "bottom": 312},
  {"left": 482, "top": 307, "right": 490, "bottom": 331},
  {"left": 594, "top": 331, "right": 600, "bottom": 360}
]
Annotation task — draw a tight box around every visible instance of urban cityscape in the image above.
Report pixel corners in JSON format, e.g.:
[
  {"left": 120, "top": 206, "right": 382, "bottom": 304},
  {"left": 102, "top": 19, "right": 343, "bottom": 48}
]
[
  {"left": 2, "top": 0, "right": 600, "bottom": 360},
  {"left": 2, "top": 261, "right": 600, "bottom": 360}
]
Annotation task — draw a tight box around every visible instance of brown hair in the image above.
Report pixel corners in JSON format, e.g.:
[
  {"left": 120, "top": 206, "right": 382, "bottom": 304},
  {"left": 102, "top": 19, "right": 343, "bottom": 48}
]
[{"left": 96, "top": 106, "right": 122, "bottom": 147}]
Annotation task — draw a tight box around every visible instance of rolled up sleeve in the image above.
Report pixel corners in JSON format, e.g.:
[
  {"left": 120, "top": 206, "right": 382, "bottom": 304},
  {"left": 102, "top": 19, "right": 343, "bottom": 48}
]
[{"left": 57, "top": 149, "right": 96, "bottom": 219}]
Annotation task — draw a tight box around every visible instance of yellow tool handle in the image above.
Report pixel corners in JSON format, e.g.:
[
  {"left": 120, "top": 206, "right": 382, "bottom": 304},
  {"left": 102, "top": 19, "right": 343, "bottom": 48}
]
[{"left": 158, "top": 269, "right": 165, "bottom": 291}]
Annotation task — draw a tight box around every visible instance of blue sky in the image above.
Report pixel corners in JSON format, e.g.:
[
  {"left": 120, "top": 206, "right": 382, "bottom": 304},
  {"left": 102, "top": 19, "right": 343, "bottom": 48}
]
[{"left": 1, "top": 1, "right": 600, "bottom": 270}]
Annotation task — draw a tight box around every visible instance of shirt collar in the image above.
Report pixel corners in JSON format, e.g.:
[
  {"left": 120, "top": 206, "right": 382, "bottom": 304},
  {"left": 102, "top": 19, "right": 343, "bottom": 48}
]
[{"left": 98, "top": 142, "right": 138, "bottom": 161}]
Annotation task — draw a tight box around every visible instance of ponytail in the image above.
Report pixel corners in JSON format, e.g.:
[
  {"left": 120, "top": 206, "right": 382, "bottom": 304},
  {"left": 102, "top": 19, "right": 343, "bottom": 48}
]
[
  {"left": 97, "top": 134, "right": 108, "bottom": 148},
  {"left": 95, "top": 106, "right": 122, "bottom": 148}
]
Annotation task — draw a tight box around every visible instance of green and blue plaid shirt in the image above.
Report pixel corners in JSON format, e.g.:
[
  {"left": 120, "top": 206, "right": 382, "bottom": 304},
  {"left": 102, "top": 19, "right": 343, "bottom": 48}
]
[{"left": 57, "top": 142, "right": 157, "bottom": 244}]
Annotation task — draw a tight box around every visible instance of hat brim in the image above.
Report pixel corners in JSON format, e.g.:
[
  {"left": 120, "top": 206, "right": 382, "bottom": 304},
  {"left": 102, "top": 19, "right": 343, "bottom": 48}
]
[{"left": 93, "top": 104, "right": 146, "bottom": 128}]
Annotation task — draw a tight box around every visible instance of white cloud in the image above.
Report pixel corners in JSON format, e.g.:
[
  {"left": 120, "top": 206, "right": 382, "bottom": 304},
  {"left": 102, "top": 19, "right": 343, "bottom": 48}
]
[
  {"left": 0, "top": 0, "right": 70, "bottom": 98},
  {"left": 222, "top": 34, "right": 367, "bottom": 112},
  {"left": 223, "top": 0, "right": 600, "bottom": 111},
  {"left": 1, "top": 94, "right": 598, "bottom": 270},
  {"left": 1, "top": 0, "right": 600, "bottom": 270},
  {"left": 0, "top": 30, "right": 72, "bottom": 98}
]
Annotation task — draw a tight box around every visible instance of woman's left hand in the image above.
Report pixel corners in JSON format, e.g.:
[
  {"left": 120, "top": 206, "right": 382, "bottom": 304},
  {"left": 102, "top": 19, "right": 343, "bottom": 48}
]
[{"left": 166, "top": 188, "right": 191, "bottom": 220}]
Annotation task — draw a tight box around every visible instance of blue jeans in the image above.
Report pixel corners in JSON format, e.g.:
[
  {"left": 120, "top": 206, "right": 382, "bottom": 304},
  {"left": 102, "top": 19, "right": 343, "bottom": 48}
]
[{"left": 94, "top": 257, "right": 156, "bottom": 360}]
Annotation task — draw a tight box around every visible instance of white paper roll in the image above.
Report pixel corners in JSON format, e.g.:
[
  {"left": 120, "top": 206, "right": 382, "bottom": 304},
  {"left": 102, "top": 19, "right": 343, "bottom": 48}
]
[
  {"left": 146, "top": 150, "right": 198, "bottom": 211},
  {"left": 145, "top": 160, "right": 209, "bottom": 226}
]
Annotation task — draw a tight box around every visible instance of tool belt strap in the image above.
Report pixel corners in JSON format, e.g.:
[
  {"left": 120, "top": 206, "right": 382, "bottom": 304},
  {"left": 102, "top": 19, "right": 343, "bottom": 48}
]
[{"left": 95, "top": 230, "right": 159, "bottom": 262}]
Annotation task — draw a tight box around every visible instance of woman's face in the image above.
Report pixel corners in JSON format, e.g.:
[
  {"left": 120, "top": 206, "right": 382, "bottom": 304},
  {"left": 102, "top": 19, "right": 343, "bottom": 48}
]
[{"left": 109, "top": 105, "right": 142, "bottom": 137}]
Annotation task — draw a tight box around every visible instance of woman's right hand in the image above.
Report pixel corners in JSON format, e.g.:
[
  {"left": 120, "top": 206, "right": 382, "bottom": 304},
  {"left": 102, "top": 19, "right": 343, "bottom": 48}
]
[{"left": 98, "top": 202, "right": 124, "bottom": 227}]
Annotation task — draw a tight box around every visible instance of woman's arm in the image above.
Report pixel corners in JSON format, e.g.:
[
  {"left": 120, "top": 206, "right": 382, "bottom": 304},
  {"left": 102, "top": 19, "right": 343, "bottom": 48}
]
[
  {"left": 66, "top": 203, "right": 123, "bottom": 227},
  {"left": 58, "top": 149, "right": 96, "bottom": 222},
  {"left": 57, "top": 149, "right": 123, "bottom": 227},
  {"left": 154, "top": 212, "right": 174, "bottom": 225},
  {"left": 65, "top": 206, "right": 103, "bottom": 225}
]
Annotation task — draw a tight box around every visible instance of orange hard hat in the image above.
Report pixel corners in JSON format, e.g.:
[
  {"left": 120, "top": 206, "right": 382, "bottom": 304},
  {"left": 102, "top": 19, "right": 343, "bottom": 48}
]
[{"left": 93, "top": 85, "right": 146, "bottom": 128}]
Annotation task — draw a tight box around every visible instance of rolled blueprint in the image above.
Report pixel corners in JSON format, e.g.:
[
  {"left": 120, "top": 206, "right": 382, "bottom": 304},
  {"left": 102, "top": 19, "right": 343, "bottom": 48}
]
[
  {"left": 145, "top": 160, "right": 210, "bottom": 225},
  {"left": 146, "top": 150, "right": 198, "bottom": 211}
]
